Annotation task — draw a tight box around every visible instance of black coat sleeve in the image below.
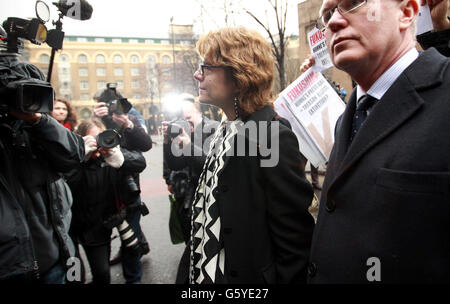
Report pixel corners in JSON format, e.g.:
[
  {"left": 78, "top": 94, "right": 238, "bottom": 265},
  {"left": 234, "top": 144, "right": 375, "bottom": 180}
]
[
  {"left": 417, "top": 27, "right": 450, "bottom": 57},
  {"left": 261, "top": 122, "right": 315, "bottom": 283},
  {"left": 120, "top": 147, "right": 146, "bottom": 174},
  {"left": 29, "top": 114, "right": 85, "bottom": 173},
  {"left": 120, "top": 115, "right": 152, "bottom": 152}
]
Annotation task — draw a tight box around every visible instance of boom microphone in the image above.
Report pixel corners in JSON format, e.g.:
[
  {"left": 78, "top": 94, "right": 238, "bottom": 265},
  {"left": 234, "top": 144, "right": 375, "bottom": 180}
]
[{"left": 52, "top": 0, "right": 93, "bottom": 21}]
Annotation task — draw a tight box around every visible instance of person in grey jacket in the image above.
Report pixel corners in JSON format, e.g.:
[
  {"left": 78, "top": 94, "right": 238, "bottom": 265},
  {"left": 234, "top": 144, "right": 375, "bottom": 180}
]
[{"left": 0, "top": 56, "right": 85, "bottom": 283}]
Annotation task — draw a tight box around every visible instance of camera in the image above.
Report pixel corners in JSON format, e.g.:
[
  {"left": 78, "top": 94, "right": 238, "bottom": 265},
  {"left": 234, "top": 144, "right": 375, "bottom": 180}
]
[
  {"left": 0, "top": 78, "right": 54, "bottom": 114},
  {"left": 0, "top": 1, "right": 55, "bottom": 114},
  {"left": 106, "top": 98, "right": 133, "bottom": 116},
  {"left": 103, "top": 209, "right": 141, "bottom": 255},
  {"left": 96, "top": 129, "right": 121, "bottom": 149},
  {"left": 167, "top": 119, "right": 193, "bottom": 139},
  {"left": 124, "top": 175, "right": 149, "bottom": 216},
  {"left": 96, "top": 82, "right": 133, "bottom": 116}
]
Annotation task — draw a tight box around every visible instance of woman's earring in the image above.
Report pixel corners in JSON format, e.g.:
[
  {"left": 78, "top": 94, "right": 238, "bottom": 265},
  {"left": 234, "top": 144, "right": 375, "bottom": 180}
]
[{"left": 234, "top": 97, "right": 239, "bottom": 119}]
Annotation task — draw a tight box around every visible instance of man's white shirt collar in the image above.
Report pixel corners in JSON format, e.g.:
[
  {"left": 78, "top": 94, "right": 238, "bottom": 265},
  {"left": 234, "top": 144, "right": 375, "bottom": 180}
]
[{"left": 356, "top": 48, "right": 419, "bottom": 102}]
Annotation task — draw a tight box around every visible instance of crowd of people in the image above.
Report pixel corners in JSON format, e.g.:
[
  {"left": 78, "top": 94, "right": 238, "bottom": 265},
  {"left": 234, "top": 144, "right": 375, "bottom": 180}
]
[{"left": 0, "top": 0, "right": 449, "bottom": 284}]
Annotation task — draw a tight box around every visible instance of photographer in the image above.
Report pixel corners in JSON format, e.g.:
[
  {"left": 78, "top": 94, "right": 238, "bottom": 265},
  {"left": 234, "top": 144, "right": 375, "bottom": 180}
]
[
  {"left": 93, "top": 86, "right": 151, "bottom": 284},
  {"left": 66, "top": 118, "right": 146, "bottom": 284},
  {"left": 162, "top": 95, "right": 218, "bottom": 283},
  {"left": 0, "top": 56, "right": 85, "bottom": 283}
]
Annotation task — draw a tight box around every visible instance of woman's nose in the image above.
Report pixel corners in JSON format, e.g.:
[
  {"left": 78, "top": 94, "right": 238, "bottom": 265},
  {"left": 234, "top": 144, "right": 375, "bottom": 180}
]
[{"left": 193, "top": 68, "right": 203, "bottom": 81}]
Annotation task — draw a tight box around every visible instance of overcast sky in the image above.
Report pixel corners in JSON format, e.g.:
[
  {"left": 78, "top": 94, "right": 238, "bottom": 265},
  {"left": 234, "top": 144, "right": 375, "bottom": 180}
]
[{"left": 0, "top": 0, "right": 303, "bottom": 39}]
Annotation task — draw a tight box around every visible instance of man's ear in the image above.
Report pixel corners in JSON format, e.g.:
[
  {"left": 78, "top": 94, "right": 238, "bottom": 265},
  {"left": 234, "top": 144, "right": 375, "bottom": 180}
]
[{"left": 399, "top": 0, "right": 419, "bottom": 31}]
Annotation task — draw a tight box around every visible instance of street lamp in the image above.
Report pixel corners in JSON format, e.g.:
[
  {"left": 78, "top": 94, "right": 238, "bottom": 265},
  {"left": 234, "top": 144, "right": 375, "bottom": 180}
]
[{"left": 170, "top": 16, "right": 177, "bottom": 93}]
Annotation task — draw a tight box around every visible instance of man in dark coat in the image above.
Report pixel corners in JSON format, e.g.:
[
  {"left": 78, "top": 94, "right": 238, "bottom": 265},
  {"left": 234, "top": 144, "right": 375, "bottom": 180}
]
[{"left": 308, "top": 0, "right": 450, "bottom": 283}]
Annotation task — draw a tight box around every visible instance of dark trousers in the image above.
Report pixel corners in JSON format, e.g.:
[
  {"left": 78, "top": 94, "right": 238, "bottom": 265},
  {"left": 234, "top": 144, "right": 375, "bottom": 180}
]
[{"left": 83, "top": 243, "right": 111, "bottom": 284}]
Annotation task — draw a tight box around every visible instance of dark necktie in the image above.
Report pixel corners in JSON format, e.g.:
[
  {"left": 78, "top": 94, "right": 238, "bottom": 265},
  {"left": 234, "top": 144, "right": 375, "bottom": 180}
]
[{"left": 350, "top": 95, "right": 377, "bottom": 143}]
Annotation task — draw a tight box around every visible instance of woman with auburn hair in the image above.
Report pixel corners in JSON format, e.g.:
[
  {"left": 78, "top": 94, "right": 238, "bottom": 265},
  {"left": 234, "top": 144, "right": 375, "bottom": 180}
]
[
  {"left": 51, "top": 98, "right": 78, "bottom": 131},
  {"left": 179, "top": 26, "right": 315, "bottom": 284}
]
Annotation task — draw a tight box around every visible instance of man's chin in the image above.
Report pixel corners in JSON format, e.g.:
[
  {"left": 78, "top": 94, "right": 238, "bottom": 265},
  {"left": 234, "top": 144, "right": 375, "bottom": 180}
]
[{"left": 332, "top": 52, "right": 362, "bottom": 72}]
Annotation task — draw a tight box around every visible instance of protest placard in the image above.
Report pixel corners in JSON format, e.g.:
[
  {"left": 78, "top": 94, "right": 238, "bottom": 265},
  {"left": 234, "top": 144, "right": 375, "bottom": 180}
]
[
  {"left": 417, "top": 4, "right": 434, "bottom": 35},
  {"left": 308, "top": 27, "right": 333, "bottom": 72},
  {"left": 274, "top": 68, "right": 346, "bottom": 167}
]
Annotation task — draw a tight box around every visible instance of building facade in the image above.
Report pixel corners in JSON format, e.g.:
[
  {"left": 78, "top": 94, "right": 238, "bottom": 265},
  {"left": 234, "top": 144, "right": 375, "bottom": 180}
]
[{"left": 25, "top": 25, "right": 198, "bottom": 121}]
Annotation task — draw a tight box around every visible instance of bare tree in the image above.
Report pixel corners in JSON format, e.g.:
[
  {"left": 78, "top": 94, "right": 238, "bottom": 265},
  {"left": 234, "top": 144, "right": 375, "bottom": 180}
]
[
  {"left": 244, "top": 0, "right": 289, "bottom": 91},
  {"left": 179, "top": 47, "right": 200, "bottom": 95}
]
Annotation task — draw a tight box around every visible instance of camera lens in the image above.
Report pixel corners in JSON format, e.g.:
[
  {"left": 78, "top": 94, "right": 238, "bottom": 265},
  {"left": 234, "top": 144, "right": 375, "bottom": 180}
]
[{"left": 97, "top": 129, "right": 120, "bottom": 149}]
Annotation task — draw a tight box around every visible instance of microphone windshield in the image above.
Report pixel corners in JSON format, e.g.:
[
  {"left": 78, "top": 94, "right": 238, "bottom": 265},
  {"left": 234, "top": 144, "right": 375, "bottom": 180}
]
[{"left": 53, "top": 0, "right": 93, "bottom": 21}]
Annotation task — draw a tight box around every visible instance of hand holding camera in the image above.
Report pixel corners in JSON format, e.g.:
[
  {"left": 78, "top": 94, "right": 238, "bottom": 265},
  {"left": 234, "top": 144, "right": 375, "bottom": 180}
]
[
  {"left": 82, "top": 129, "right": 122, "bottom": 163},
  {"left": 101, "top": 146, "right": 124, "bottom": 169},
  {"left": 93, "top": 102, "right": 109, "bottom": 118},
  {"left": 162, "top": 120, "right": 193, "bottom": 146},
  {"left": 112, "top": 113, "right": 133, "bottom": 129},
  {"left": 83, "top": 135, "right": 97, "bottom": 161}
]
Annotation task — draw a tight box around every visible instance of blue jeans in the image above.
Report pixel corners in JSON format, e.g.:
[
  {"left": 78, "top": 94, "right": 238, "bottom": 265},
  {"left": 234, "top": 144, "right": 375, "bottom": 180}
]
[
  {"left": 39, "top": 261, "right": 66, "bottom": 284},
  {"left": 121, "top": 209, "right": 143, "bottom": 284}
]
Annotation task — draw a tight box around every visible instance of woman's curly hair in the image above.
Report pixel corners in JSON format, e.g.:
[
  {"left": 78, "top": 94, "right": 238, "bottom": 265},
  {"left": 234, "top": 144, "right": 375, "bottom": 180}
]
[{"left": 196, "top": 27, "right": 275, "bottom": 117}]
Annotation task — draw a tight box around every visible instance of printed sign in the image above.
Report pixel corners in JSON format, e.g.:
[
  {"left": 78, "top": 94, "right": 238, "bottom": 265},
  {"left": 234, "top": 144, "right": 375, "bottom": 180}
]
[{"left": 308, "top": 27, "right": 333, "bottom": 72}]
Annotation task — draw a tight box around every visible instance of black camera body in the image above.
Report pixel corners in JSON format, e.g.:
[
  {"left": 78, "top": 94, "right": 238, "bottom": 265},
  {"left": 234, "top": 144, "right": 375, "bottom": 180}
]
[
  {"left": 106, "top": 98, "right": 133, "bottom": 116},
  {"left": 96, "top": 129, "right": 121, "bottom": 149},
  {"left": 0, "top": 76, "right": 54, "bottom": 114},
  {"left": 167, "top": 119, "right": 193, "bottom": 139},
  {"left": 1, "top": 7, "right": 55, "bottom": 115}
]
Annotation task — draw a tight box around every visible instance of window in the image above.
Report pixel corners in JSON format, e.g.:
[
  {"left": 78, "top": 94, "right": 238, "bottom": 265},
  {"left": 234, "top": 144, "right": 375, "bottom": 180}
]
[
  {"left": 80, "top": 81, "right": 89, "bottom": 90},
  {"left": 131, "top": 68, "right": 140, "bottom": 76},
  {"left": 96, "top": 54, "right": 105, "bottom": 64},
  {"left": 162, "top": 55, "right": 171, "bottom": 64},
  {"left": 80, "top": 94, "right": 90, "bottom": 101},
  {"left": 131, "top": 80, "right": 140, "bottom": 89},
  {"left": 59, "top": 54, "right": 69, "bottom": 62},
  {"left": 117, "top": 81, "right": 124, "bottom": 89},
  {"left": 112, "top": 38, "right": 122, "bottom": 44},
  {"left": 97, "top": 81, "right": 106, "bottom": 90},
  {"left": 62, "top": 82, "right": 69, "bottom": 89},
  {"left": 61, "top": 68, "right": 69, "bottom": 75},
  {"left": 129, "top": 39, "right": 138, "bottom": 44},
  {"left": 113, "top": 55, "right": 123, "bottom": 64},
  {"left": 96, "top": 67, "right": 106, "bottom": 76},
  {"left": 145, "top": 39, "right": 154, "bottom": 44},
  {"left": 78, "top": 54, "right": 87, "bottom": 64},
  {"left": 77, "top": 37, "right": 87, "bottom": 42},
  {"left": 79, "top": 68, "right": 88, "bottom": 77},
  {"left": 114, "top": 67, "right": 123, "bottom": 76},
  {"left": 161, "top": 40, "right": 170, "bottom": 44},
  {"left": 40, "top": 54, "right": 50, "bottom": 64},
  {"left": 95, "top": 38, "right": 105, "bottom": 43},
  {"left": 80, "top": 108, "right": 92, "bottom": 119},
  {"left": 146, "top": 55, "right": 156, "bottom": 65},
  {"left": 131, "top": 55, "right": 140, "bottom": 64}
]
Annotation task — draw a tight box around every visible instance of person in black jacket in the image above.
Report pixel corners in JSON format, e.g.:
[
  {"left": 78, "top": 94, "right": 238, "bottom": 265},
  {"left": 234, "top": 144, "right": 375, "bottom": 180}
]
[
  {"left": 66, "top": 118, "right": 146, "bottom": 284},
  {"left": 163, "top": 96, "right": 219, "bottom": 242},
  {"left": 162, "top": 96, "right": 219, "bottom": 283},
  {"left": 93, "top": 87, "right": 151, "bottom": 284},
  {"left": 0, "top": 56, "right": 85, "bottom": 283},
  {"left": 187, "top": 27, "right": 315, "bottom": 284},
  {"left": 417, "top": 0, "right": 450, "bottom": 56}
]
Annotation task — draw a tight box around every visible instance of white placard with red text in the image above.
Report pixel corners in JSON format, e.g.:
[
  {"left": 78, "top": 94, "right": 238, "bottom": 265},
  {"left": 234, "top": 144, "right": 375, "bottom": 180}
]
[
  {"left": 275, "top": 68, "right": 345, "bottom": 167},
  {"left": 308, "top": 27, "right": 333, "bottom": 72}
]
